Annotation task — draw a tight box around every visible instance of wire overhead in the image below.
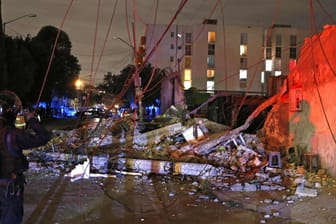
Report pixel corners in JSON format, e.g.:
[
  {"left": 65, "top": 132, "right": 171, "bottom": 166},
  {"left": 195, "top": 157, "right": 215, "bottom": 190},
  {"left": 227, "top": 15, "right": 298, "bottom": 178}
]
[{"left": 35, "top": 0, "right": 75, "bottom": 108}]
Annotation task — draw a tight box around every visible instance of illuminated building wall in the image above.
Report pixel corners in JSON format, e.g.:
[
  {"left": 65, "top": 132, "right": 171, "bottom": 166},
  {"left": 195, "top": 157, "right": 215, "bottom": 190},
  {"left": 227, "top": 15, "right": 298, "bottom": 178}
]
[{"left": 145, "top": 22, "right": 309, "bottom": 95}]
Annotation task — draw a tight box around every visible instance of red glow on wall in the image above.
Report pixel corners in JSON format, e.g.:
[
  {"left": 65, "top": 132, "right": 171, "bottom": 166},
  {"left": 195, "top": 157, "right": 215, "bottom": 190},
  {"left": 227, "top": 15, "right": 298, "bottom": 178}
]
[{"left": 289, "top": 59, "right": 297, "bottom": 71}]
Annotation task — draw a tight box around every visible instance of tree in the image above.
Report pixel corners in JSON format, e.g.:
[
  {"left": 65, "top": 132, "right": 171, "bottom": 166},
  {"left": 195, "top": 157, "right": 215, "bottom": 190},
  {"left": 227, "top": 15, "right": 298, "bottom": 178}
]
[
  {"left": 97, "top": 63, "right": 164, "bottom": 109},
  {"left": 97, "top": 65, "right": 135, "bottom": 108},
  {"left": 5, "top": 35, "right": 37, "bottom": 104},
  {"left": 29, "top": 25, "right": 81, "bottom": 104},
  {"left": 140, "top": 64, "right": 163, "bottom": 107}
]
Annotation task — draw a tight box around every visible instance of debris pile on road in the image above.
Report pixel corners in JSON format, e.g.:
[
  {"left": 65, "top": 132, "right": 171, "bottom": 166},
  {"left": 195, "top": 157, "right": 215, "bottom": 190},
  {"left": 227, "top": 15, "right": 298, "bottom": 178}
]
[{"left": 24, "top": 114, "right": 332, "bottom": 198}]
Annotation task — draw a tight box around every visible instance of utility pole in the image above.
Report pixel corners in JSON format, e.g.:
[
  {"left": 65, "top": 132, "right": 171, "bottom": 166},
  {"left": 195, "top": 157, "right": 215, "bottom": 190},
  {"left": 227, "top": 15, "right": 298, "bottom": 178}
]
[
  {"left": 113, "top": 35, "right": 143, "bottom": 121},
  {"left": 3, "top": 13, "right": 36, "bottom": 34}
]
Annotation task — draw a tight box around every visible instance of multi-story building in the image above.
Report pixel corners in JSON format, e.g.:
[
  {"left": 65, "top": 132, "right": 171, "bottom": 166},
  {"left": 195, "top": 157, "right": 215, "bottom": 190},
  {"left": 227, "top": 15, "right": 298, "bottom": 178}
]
[{"left": 144, "top": 20, "right": 310, "bottom": 97}]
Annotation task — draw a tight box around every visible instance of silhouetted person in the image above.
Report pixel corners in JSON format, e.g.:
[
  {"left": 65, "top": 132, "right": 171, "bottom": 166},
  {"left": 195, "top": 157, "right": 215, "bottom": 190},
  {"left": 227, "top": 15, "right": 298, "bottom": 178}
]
[{"left": 0, "top": 92, "right": 50, "bottom": 224}]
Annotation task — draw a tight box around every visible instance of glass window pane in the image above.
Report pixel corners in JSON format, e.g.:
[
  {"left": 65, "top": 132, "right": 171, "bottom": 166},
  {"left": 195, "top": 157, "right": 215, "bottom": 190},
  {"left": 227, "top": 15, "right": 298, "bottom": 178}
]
[
  {"left": 208, "top": 32, "right": 216, "bottom": 42},
  {"left": 184, "top": 69, "right": 191, "bottom": 80},
  {"left": 240, "top": 33, "right": 248, "bottom": 44},
  {"left": 207, "top": 69, "right": 215, "bottom": 78},
  {"left": 207, "top": 55, "right": 215, "bottom": 68},
  {"left": 240, "top": 45, "right": 247, "bottom": 56},
  {"left": 265, "top": 59, "right": 272, "bottom": 71},
  {"left": 184, "top": 81, "right": 191, "bottom": 89},
  {"left": 239, "top": 69, "right": 247, "bottom": 79}
]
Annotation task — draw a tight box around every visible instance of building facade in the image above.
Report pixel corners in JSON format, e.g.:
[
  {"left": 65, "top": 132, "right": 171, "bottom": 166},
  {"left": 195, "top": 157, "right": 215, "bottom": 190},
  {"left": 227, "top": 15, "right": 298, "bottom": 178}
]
[{"left": 144, "top": 20, "right": 310, "bottom": 96}]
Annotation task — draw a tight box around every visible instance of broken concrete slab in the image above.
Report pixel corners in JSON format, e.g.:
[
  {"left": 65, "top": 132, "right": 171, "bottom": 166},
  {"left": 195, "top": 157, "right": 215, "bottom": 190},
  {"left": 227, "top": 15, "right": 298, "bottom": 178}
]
[
  {"left": 173, "top": 162, "right": 218, "bottom": 178},
  {"left": 295, "top": 186, "right": 319, "bottom": 197}
]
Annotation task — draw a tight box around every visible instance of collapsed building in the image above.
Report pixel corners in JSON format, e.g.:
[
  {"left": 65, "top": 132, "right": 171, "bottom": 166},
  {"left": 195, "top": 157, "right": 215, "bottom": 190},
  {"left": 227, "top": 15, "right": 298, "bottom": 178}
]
[
  {"left": 262, "top": 24, "right": 336, "bottom": 176},
  {"left": 24, "top": 25, "right": 336, "bottom": 203}
]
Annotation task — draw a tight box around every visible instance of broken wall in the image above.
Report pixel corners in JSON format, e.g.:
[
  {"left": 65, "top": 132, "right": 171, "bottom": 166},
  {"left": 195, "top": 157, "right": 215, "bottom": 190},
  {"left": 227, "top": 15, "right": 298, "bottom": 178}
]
[{"left": 263, "top": 24, "right": 336, "bottom": 176}]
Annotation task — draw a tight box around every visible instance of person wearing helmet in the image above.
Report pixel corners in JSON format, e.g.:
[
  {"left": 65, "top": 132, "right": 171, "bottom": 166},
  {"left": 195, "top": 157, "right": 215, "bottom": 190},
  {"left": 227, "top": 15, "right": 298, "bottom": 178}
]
[{"left": 0, "top": 92, "right": 50, "bottom": 224}]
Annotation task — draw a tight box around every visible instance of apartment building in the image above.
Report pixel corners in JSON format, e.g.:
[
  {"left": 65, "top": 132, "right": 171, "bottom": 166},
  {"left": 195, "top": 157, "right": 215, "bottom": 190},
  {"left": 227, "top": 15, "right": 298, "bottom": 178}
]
[{"left": 144, "top": 20, "right": 310, "bottom": 96}]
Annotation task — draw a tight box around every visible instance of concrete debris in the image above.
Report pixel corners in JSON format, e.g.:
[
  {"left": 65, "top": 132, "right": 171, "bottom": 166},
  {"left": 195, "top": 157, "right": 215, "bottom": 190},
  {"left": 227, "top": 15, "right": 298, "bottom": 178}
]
[
  {"left": 182, "top": 124, "right": 205, "bottom": 144},
  {"left": 66, "top": 158, "right": 90, "bottom": 182},
  {"left": 174, "top": 162, "right": 217, "bottom": 178},
  {"left": 295, "top": 186, "right": 319, "bottom": 197},
  {"left": 114, "top": 158, "right": 173, "bottom": 175},
  {"left": 27, "top": 115, "right": 335, "bottom": 203}
]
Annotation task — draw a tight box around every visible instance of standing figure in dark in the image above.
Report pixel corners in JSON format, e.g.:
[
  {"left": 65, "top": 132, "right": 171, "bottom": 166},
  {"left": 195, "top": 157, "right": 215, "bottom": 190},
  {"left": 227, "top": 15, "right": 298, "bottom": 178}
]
[{"left": 0, "top": 92, "right": 50, "bottom": 224}]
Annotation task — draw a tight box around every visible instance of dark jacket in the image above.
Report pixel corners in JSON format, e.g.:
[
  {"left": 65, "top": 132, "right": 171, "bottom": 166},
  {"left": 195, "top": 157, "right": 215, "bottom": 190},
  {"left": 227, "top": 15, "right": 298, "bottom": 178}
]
[{"left": 0, "top": 118, "right": 50, "bottom": 179}]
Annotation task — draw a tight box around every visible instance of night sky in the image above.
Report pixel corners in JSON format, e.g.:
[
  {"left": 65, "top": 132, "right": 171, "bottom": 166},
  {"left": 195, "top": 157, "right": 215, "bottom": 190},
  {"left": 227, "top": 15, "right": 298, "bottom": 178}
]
[{"left": 2, "top": 0, "right": 336, "bottom": 84}]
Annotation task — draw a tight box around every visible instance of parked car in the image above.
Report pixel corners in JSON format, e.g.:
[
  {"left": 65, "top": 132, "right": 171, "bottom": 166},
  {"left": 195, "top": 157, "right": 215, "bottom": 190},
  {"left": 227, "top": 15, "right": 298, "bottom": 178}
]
[{"left": 76, "top": 107, "right": 105, "bottom": 119}]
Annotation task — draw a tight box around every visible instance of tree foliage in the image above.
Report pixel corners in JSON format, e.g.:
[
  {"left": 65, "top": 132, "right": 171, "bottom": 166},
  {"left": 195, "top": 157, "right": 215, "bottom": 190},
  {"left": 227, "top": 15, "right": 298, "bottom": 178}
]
[
  {"left": 2, "top": 25, "right": 81, "bottom": 106},
  {"left": 5, "top": 35, "right": 36, "bottom": 104},
  {"left": 29, "top": 25, "right": 81, "bottom": 104},
  {"left": 97, "top": 63, "right": 164, "bottom": 108}
]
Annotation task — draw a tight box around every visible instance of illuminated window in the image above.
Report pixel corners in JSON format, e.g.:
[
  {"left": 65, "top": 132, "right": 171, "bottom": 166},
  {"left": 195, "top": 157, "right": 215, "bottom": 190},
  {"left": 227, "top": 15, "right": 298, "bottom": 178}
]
[
  {"left": 207, "top": 69, "right": 215, "bottom": 78},
  {"left": 207, "top": 55, "right": 215, "bottom": 68},
  {"left": 240, "top": 45, "right": 247, "bottom": 56},
  {"left": 208, "top": 32, "right": 216, "bottom": 43},
  {"left": 184, "top": 69, "right": 192, "bottom": 89},
  {"left": 184, "top": 81, "right": 191, "bottom": 89},
  {"left": 184, "top": 69, "right": 191, "bottom": 81},
  {"left": 207, "top": 81, "right": 214, "bottom": 92},
  {"left": 265, "top": 59, "right": 272, "bottom": 71},
  {"left": 239, "top": 69, "right": 247, "bottom": 80},
  {"left": 275, "top": 71, "right": 282, "bottom": 76}
]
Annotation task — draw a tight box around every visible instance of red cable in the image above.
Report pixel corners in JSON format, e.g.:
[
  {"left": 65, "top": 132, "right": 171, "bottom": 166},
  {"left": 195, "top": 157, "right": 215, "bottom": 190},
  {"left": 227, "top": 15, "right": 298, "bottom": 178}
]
[
  {"left": 93, "top": 0, "right": 119, "bottom": 83},
  {"left": 231, "top": 0, "right": 282, "bottom": 127},
  {"left": 125, "top": 0, "right": 134, "bottom": 49},
  {"left": 85, "top": 0, "right": 101, "bottom": 108}
]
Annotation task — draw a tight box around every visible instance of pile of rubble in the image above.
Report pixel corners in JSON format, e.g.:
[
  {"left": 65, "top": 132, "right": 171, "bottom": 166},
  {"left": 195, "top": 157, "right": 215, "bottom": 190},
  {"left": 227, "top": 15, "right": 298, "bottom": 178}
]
[{"left": 25, "top": 109, "right": 334, "bottom": 200}]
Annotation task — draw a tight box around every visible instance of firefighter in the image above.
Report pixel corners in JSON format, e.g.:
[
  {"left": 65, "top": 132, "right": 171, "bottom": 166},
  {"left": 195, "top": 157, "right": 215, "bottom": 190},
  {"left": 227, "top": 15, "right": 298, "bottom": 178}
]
[{"left": 0, "top": 92, "right": 50, "bottom": 224}]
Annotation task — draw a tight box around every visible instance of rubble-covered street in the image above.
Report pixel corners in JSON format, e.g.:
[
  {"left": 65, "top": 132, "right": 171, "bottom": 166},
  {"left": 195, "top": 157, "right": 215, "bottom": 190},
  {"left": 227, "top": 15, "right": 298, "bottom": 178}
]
[{"left": 21, "top": 107, "right": 336, "bottom": 223}]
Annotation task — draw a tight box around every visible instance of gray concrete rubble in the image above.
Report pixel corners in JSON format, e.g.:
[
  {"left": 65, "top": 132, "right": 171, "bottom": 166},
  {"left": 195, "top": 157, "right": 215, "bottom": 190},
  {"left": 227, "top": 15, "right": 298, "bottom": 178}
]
[{"left": 25, "top": 114, "right": 336, "bottom": 223}]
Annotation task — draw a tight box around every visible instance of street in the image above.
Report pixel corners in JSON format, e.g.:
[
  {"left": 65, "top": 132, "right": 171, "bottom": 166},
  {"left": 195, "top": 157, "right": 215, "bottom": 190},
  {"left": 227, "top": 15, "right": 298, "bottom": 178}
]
[{"left": 23, "top": 171, "right": 277, "bottom": 224}]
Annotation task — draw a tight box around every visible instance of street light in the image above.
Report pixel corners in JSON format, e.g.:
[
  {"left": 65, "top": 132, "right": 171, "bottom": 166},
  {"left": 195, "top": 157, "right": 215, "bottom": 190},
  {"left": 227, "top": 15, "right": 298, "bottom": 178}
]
[
  {"left": 113, "top": 36, "right": 134, "bottom": 49},
  {"left": 75, "top": 78, "right": 83, "bottom": 90},
  {"left": 3, "top": 13, "right": 37, "bottom": 34},
  {"left": 113, "top": 36, "right": 144, "bottom": 121},
  {"left": 75, "top": 78, "right": 83, "bottom": 109}
]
